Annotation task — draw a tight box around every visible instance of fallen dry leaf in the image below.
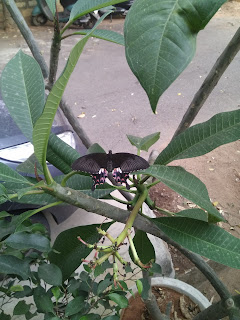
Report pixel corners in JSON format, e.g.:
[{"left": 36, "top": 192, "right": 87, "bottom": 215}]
[{"left": 77, "top": 112, "right": 85, "bottom": 118}]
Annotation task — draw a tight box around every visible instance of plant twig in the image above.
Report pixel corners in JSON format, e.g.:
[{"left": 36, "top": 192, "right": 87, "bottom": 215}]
[
  {"left": 52, "top": 183, "right": 232, "bottom": 307},
  {"left": 2, "top": 0, "right": 49, "bottom": 79},
  {"left": 48, "top": 18, "right": 61, "bottom": 87},
  {"left": 173, "top": 26, "right": 240, "bottom": 139}
]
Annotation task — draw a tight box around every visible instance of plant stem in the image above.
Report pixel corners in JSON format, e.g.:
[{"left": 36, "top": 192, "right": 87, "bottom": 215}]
[
  {"left": 52, "top": 183, "right": 232, "bottom": 313},
  {"left": 48, "top": 18, "right": 61, "bottom": 87},
  {"left": 142, "top": 270, "right": 168, "bottom": 320},
  {"left": 173, "top": 26, "right": 240, "bottom": 138},
  {"left": 2, "top": 0, "right": 49, "bottom": 79},
  {"left": 116, "top": 185, "right": 148, "bottom": 246}
]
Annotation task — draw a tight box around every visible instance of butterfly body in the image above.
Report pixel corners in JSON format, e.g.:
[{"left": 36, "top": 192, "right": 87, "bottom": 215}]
[{"left": 72, "top": 150, "right": 149, "bottom": 191}]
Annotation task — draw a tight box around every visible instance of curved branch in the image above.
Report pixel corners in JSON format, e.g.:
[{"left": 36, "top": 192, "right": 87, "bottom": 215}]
[{"left": 173, "top": 26, "right": 240, "bottom": 139}]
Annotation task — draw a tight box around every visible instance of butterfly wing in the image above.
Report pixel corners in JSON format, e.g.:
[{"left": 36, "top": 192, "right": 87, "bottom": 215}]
[
  {"left": 71, "top": 153, "right": 108, "bottom": 174},
  {"left": 112, "top": 153, "right": 149, "bottom": 172},
  {"left": 111, "top": 153, "right": 149, "bottom": 189},
  {"left": 72, "top": 153, "right": 109, "bottom": 191}
]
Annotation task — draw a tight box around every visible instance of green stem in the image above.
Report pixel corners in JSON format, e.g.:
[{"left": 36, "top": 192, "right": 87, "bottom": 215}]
[
  {"left": 155, "top": 206, "right": 175, "bottom": 217},
  {"left": 43, "top": 163, "right": 54, "bottom": 185},
  {"left": 145, "top": 177, "right": 161, "bottom": 189},
  {"left": 127, "top": 231, "right": 148, "bottom": 268},
  {"left": 116, "top": 185, "right": 148, "bottom": 246},
  {"left": 110, "top": 195, "right": 131, "bottom": 206},
  {"left": 8, "top": 189, "right": 45, "bottom": 201},
  {"left": 61, "top": 171, "right": 77, "bottom": 186}
]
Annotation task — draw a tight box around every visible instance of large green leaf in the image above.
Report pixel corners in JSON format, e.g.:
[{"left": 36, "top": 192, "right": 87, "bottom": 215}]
[
  {"left": 0, "top": 50, "right": 45, "bottom": 140},
  {"left": 49, "top": 222, "right": 112, "bottom": 280},
  {"left": 142, "top": 165, "right": 223, "bottom": 222},
  {"left": 4, "top": 232, "right": 51, "bottom": 252},
  {"left": 130, "top": 230, "right": 155, "bottom": 265},
  {"left": 38, "top": 263, "right": 62, "bottom": 286},
  {"left": 69, "top": 0, "right": 128, "bottom": 25},
  {"left": 17, "top": 133, "right": 82, "bottom": 176},
  {"left": 155, "top": 109, "right": 240, "bottom": 165},
  {"left": 33, "top": 286, "right": 54, "bottom": 313},
  {"left": 71, "top": 29, "right": 124, "bottom": 46},
  {"left": 0, "top": 163, "right": 30, "bottom": 184},
  {"left": 124, "top": 0, "right": 227, "bottom": 112},
  {"left": 0, "top": 255, "right": 30, "bottom": 279},
  {"left": 46, "top": 0, "right": 56, "bottom": 16},
  {"left": 33, "top": 13, "right": 108, "bottom": 167},
  {"left": 153, "top": 217, "right": 240, "bottom": 269}
]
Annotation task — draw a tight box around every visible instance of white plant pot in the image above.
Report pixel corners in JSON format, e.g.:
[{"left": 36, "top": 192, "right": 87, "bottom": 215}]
[{"left": 124, "top": 277, "right": 211, "bottom": 316}]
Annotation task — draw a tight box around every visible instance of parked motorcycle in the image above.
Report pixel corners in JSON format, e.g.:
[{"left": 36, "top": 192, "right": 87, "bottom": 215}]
[{"left": 32, "top": 0, "right": 100, "bottom": 28}]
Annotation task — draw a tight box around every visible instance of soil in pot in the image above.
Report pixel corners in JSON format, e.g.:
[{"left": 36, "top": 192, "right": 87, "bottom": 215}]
[{"left": 121, "top": 286, "right": 201, "bottom": 320}]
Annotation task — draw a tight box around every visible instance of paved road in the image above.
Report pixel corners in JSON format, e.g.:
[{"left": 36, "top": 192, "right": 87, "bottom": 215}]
[{"left": 0, "top": 11, "right": 239, "bottom": 155}]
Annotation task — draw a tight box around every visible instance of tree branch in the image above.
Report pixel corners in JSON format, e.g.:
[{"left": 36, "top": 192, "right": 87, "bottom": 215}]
[
  {"left": 52, "top": 183, "right": 232, "bottom": 307},
  {"left": 3, "top": 0, "right": 49, "bottom": 79},
  {"left": 173, "top": 26, "right": 240, "bottom": 139}
]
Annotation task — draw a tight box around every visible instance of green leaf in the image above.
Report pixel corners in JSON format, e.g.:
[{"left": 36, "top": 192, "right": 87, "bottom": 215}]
[
  {"left": 108, "top": 293, "right": 128, "bottom": 309},
  {"left": 97, "top": 278, "right": 113, "bottom": 295},
  {"left": 124, "top": 0, "right": 227, "bottom": 112},
  {"left": 16, "top": 192, "right": 59, "bottom": 206},
  {"left": 17, "top": 153, "right": 43, "bottom": 175},
  {"left": 131, "top": 230, "right": 155, "bottom": 264},
  {"left": 46, "top": 0, "right": 56, "bottom": 16},
  {"left": 0, "top": 255, "right": 30, "bottom": 279},
  {"left": 127, "top": 132, "right": 160, "bottom": 151},
  {"left": 102, "top": 316, "right": 120, "bottom": 320},
  {"left": 153, "top": 217, "right": 240, "bottom": 269},
  {"left": 38, "top": 263, "right": 62, "bottom": 286},
  {"left": 47, "top": 133, "right": 81, "bottom": 172},
  {"left": 14, "top": 285, "right": 32, "bottom": 298},
  {"left": 149, "top": 262, "right": 162, "bottom": 275},
  {"left": 9, "top": 285, "right": 24, "bottom": 292},
  {"left": 65, "top": 296, "right": 85, "bottom": 316},
  {"left": 33, "top": 286, "right": 54, "bottom": 313},
  {"left": 70, "top": 0, "right": 128, "bottom": 23},
  {"left": 58, "top": 174, "right": 114, "bottom": 199},
  {"left": 49, "top": 222, "right": 112, "bottom": 281},
  {"left": 136, "top": 279, "right": 143, "bottom": 295},
  {"left": 138, "top": 278, "right": 150, "bottom": 300},
  {"left": 94, "top": 264, "right": 105, "bottom": 278},
  {"left": 0, "top": 50, "right": 45, "bottom": 140},
  {"left": 87, "top": 143, "right": 105, "bottom": 154},
  {"left": 72, "top": 29, "right": 124, "bottom": 46},
  {"left": 4, "top": 232, "right": 51, "bottom": 252},
  {"left": 80, "top": 315, "right": 101, "bottom": 320},
  {"left": 33, "top": 13, "right": 108, "bottom": 167},
  {"left": 0, "top": 220, "right": 15, "bottom": 240},
  {"left": 155, "top": 109, "right": 240, "bottom": 165},
  {"left": 0, "top": 162, "right": 31, "bottom": 184},
  {"left": 0, "top": 211, "right": 11, "bottom": 219},
  {"left": 175, "top": 208, "right": 208, "bottom": 222},
  {"left": 0, "top": 312, "right": 11, "bottom": 320},
  {"left": 142, "top": 165, "right": 223, "bottom": 222},
  {"left": 13, "top": 300, "right": 31, "bottom": 315}
]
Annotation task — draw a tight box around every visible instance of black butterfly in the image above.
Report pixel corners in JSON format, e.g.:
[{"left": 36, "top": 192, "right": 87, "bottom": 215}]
[{"left": 71, "top": 150, "right": 149, "bottom": 191}]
